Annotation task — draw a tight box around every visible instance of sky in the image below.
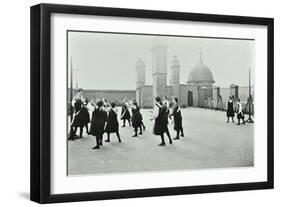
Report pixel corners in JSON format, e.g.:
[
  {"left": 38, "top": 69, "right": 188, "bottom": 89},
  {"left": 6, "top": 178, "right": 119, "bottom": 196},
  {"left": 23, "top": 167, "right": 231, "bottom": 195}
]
[{"left": 68, "top": 31, "right": 255, "bottom": 90}]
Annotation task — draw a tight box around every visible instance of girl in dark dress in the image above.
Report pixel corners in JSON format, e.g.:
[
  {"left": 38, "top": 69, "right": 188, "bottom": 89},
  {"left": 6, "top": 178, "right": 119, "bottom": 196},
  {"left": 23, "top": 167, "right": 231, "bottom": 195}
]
[
  {"left": 70, "top": 98, "right": 84, "bottom": 139},
  {"left": 127, "top": 100, "right": 143, "bottom": 137},
  {"left": 121, "top": 103, "right": 131, "bottom": 127},
  {"left": 170, "top": 97, "right": 184, "bottom": 140},
  {"left": 89, "top": 100, "right": 108, "bottom": 150},
  {"left": 80, "top": 99, "right": 90, "bottom": 135},
  {"left": 105, "top": 103, "right": 121, "bottom": 143},
  {"left": 153, "top": 97, "right": 172, "bottom": 146},
  {"left": 69, "top": 89, "right": 89, "bottom": 140},
  {"left": 226, "top": 96, "right": 235, "bottom": 123}
]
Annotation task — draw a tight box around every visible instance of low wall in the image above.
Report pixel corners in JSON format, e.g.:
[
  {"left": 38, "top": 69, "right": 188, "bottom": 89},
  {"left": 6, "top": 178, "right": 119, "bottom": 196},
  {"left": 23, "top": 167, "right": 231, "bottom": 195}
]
[{"left": 68, "top": 89, "right": 136, "bottom": 105}]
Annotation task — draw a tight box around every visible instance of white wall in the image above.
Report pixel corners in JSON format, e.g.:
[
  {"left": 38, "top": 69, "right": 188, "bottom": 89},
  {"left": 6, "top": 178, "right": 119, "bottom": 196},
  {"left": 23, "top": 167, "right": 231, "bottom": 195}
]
[{"left": 0, "top": 0, "right": 279, "bottom": 206}]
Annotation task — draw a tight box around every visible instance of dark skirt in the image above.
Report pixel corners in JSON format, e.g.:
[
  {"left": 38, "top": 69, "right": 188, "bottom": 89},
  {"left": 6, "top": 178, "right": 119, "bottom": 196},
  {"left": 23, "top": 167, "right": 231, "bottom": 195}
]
[
  {"left": 89, "top": 109, "right": 107, "bottom": 136},
  {"left": 226, "top": 101, "right": 235, "bottom": 117},
  {"left": 80, "top": 107, "right": 90, "bottom": 124},
  {"left": 174, "top": 114, "right": 183, "bottom": 131},
  {"left": 132, "top": 112, "right": 142, "bottom": 128},
  {"left": 226, "top": 108, "right": 235, "bottom": 117},
  {"left": 153, "top": 119, "right": 167, "bottom": 135},
  {"left": 121, "top": 107, "right": 131, "bottom": 120},
  {"left": 237, "top": 112, "right": 244, "bottom": 119},
  {"left": 153, "top": 110, "right": 168, "bottom": 135},
  {"left": 71, "top": 111, "right": 84, "bottom": 127},
  {"left": 105, "top": 111, "right": 119, "bottom": 133}
]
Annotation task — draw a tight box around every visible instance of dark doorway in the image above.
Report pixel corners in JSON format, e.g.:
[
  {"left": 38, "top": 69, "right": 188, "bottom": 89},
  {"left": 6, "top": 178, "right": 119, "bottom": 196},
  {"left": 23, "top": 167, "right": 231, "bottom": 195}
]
[{"left": 188, "top": 91, "right": 193, "bottom": 107}]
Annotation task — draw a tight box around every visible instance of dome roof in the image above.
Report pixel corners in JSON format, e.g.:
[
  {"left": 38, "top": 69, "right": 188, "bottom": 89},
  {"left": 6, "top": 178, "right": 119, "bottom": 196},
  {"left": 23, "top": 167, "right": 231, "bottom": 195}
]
[{"left": 187, "top": 53, "right": 215, "bottom": 84}]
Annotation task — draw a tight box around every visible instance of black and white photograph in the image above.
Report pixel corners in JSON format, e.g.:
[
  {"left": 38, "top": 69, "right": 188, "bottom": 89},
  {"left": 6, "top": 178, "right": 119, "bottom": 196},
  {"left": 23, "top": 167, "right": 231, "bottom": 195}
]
[
  {"left": 0, "top": 0, "right": 278, "bottom": 205},
  {"left": 67, "top": 31, "right": 255, "bottom": 176},
  {"left": 28, "top": 3, "right": 274, "bottom": 204}
]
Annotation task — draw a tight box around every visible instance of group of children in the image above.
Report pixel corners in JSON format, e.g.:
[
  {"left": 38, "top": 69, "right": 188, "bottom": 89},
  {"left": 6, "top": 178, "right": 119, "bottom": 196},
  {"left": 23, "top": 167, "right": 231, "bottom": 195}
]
[
  {"left": 88, "top": 100, "right": 121, "bottom": 149},
  {"left": 69, "top": 89, "right": 122, "bottom": 149},
  {"left": 69, "top": 89, "right": 185, "bottom": 149},
  {"left": 69, "top": 89, "right": 250, "bottom": 150},
  {"left": 152, "top": 96, "right": 184, "bottom": 146},
  {"left": 226, "top": 96, "right": 246, "bottom": 125}
]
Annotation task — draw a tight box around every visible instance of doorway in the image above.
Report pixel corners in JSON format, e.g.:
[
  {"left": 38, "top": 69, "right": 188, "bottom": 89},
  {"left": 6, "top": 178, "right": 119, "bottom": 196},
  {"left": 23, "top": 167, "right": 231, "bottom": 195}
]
[{"left": 187, "top": 91, "right": 193, "bottom": 107}]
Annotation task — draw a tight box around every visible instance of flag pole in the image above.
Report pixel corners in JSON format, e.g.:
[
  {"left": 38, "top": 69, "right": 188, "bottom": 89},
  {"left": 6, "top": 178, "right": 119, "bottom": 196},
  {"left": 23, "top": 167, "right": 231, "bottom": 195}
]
[{"left": 247, "top": 68, "right": 254, "bottom": 123}]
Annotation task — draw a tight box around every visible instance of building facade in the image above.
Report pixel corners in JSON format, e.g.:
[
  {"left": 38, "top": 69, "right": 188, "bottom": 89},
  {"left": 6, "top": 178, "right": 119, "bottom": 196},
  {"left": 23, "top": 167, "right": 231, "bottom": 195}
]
[{"left": 136, "top": 39, "right": 216, "bottom": 108}]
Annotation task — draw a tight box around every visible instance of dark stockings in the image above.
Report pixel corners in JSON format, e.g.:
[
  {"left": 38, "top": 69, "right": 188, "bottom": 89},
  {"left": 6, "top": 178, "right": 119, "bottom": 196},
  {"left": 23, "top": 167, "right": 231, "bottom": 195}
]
[
  {"left": 141, "top": 121, "right": 146, "bottom": 131},
  {"left": 74, "top": 126, "right": 83, "bottom": 138},
  {"left": 116, "top": 131, "right": 121, "bottom": 142},
  {"left": 132, "top": 126, "right": 142, "bottom": 137},
  {"left": 164, "top": 128, "right": 172, "bottom": 144},
  {"left": 161, "top": 134, "right": 165, "bottom": 143},
  {"left": 122, "top": 119, "right": 131, "bottom": 127},
  {"left": 92, "top": 135, "right": 102, "bottom": 149},
  {"left": 227, "top": 116, "right": 235, "bottom": 123},
  {"left": 158, "top": 134, "right": 165, "bottom": 146},
  {"left": 99, "top": 135, "right": 103, "bottom": 146},
  {"left": 133, "top": 127, "right": 138, "bottom": 137},
  {"left": 174, "top": 128, "right": 184, "bottom": 140},
  {"left": 180, "top": 128, "right": 184, "bottom": 137},
  {"left": 106, "top": 132, "right": 121, "bottom": 142},
  {"left": 139, "top": 126, "right": 143, "bottom": 135},
  {"left": 176, "top": 130, "right": 180, "bottom": 139},
  {"left": 237, "top": 117, "right": 245, "bottom": 125},
  {"left": 85, "top": 124, "right": 89, "bottom": 134}
]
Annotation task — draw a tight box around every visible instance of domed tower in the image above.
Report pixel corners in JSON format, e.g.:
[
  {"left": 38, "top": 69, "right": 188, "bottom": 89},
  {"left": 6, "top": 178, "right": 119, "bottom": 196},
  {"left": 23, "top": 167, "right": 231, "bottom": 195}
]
[
  {"left": 135, "top": 58, "right": 145, "bottom": 106},
  {"left": 170, "top": 55, "right": 180, "bottom": 99},
  {"left": 187, "top": 52, "right": 215, "bottom": 107},
  {"left": 187, "top": 52, "right": 215, "bottom": 85},
  {"left": 151, "top": 38, "right": 167, "bottom": 98}
]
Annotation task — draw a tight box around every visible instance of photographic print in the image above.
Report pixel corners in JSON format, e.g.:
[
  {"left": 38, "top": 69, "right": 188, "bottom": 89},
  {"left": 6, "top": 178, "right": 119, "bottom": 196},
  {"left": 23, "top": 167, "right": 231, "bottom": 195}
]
[
  {"left": 30, "top": 4, "right": 273, "bottom": 203},
  {"left": 67, "top": 31, "right": 255, "bottom": 176}
]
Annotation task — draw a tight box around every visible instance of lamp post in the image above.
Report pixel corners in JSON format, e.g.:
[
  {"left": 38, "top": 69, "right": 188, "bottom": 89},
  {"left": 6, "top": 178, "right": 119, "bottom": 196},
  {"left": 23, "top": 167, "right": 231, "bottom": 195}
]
[{"left": 247, "top": 68, "right": 254, "bottom": 123}]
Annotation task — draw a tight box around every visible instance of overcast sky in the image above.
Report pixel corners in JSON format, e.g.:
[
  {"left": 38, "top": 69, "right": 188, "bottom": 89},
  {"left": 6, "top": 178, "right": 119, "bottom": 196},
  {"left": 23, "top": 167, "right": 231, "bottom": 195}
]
[{"left": 68, "top": 31, "right": 255, "bottom": 90}]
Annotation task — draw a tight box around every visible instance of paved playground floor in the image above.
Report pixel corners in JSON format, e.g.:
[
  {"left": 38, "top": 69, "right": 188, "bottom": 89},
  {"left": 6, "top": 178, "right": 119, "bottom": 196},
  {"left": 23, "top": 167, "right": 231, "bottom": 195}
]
[{"left": 68, "top": 107, "right": 254, "bottom": 175}]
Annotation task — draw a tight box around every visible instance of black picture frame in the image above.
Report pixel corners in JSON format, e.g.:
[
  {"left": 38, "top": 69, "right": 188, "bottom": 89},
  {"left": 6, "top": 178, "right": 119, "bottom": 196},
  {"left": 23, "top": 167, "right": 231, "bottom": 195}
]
[{"left": 30, "top": 3, "right": 274, "bottom": 204}]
